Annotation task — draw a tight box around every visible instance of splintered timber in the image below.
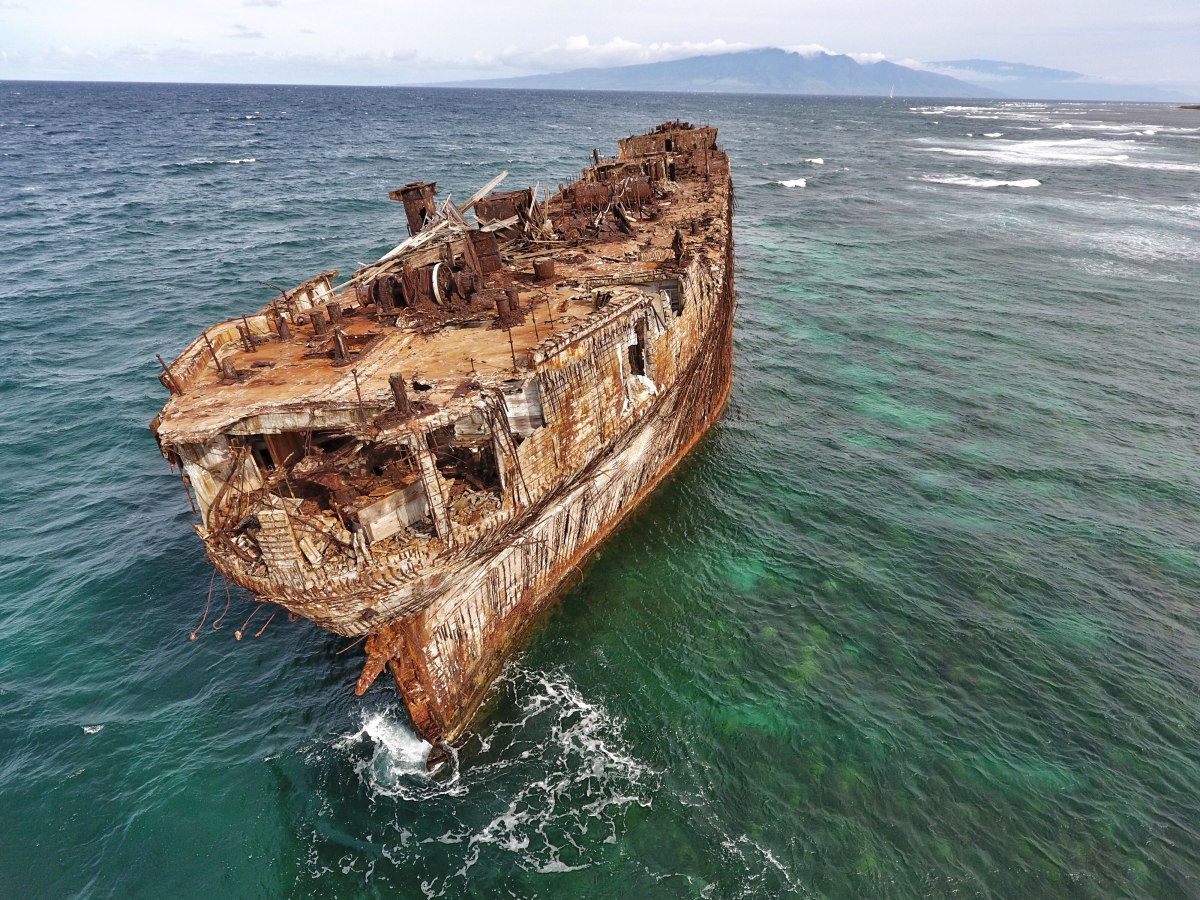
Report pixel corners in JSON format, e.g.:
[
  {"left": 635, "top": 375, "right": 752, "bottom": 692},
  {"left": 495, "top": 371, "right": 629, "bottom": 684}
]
[{"left": 151, "top": 122, "right": 736, "bottom": 745}]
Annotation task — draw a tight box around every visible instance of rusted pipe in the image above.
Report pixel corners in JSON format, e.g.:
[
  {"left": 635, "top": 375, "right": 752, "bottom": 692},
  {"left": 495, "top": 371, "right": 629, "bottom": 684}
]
[
  {"left": 240, "top": 316, "right": 256, "bottom": 352},
  {"left": 351, "top": 368, "right": 366, "bottom": 423},
  {"left": 332, "top": 328, "right": 350, "bottom": 365},
  {"left": 389, "top": 373, "right": 411, "bottom": 415},
  {"left": 533, "top": 257, "right": 555, "bottom": 281},
  {"left": 156, "top": 354, "right": 183, "bottom": 395},
  {"left": 201, "top": 332, "right": 220, "bottom": 368}
]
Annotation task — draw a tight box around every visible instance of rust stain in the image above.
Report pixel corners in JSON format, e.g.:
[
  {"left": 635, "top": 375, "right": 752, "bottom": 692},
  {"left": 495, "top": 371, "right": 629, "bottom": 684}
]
[{"left": 153, "top": 121, "right": 736, "bottom": 745}]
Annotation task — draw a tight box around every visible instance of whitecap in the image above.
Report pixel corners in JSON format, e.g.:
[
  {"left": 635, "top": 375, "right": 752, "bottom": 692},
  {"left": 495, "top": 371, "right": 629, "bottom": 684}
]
[
  {"left": 227, "top": 157, "right": 257, "bottom": 164},
  {"left": 82, "top": 724, "right": 104, "bottom": 734},
  {"left": 923, "top": 138, "right": 1200, "bottom": 173},
  {"left": 923, "top": 174, "right": 1040, "bottom": 189},
  {"left": 922, "top": 139, "right": 1128, "bottom": 166},
  {"left": 311, "top": 668, "right": 657, "bottom": 890},
  {"left": 336, "top": 707, "right": 437, "bottom": 799},
  {"left": 777, "top": 178, "right": 806, "bottom": 188},
  {"left": 805, "top": 158, "right": 824, "bottom": 165},
  {"left": 983, "top": 132, "right": 1003, "bottom": 138}
]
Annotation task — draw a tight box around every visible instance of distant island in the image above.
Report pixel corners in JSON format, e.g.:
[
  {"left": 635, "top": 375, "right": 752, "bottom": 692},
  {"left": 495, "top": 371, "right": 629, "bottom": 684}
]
[
  {"left": 428, "top": 48, "right": 1191, "bottom": 102},
  {"left": 433, "top": 48, "right": 991, "bottom": 98},
  {"left": 928, "top": 59, "right": 1190, "bottom": 102}
]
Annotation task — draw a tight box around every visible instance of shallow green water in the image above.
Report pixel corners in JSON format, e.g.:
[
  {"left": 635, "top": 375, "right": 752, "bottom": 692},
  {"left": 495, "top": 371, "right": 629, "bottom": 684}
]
[{"left": 1, "top": 84, "right": 1199, "bottom": 897}]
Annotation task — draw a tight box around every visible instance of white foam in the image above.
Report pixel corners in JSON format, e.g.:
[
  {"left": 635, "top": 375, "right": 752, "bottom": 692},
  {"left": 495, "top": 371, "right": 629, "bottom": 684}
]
[
  {"left": 983, "top": 132, "right": 1003, "bottom": 138},
  {"left": 805, "top": 158, "right": 824, "bottom": 165},
  {"left": 922, "top": 174, "right": 1041, "bottom": 189},
  {"left": 82, "top": 724, "right": 104, "bottom": 734},
  {"left": 778, "top": 178, "right": 806, "bottom": 188},
  {"left": 227, "top": 157, "right": 257, "bottom": 164},
  {"left": 337, "top": 708, "right": 437, "bottom": 799},
  {"left": 1084, "top": 227, "right": 1198, "bottom": 263},
  {"left": 313, "top": 668, "right": 656, "bottom": 891},
  {"left": 922, "top": 138, "right": 1144, "bottom": 168},
  {"left": 925, "top": 138, "right": 1200, "bottom": 173}
]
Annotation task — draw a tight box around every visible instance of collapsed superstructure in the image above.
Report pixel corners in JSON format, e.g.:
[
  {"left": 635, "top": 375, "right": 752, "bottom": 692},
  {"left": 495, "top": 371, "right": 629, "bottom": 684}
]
[{"left": 152, "top": 122, "right": 735, "bottom": 744}]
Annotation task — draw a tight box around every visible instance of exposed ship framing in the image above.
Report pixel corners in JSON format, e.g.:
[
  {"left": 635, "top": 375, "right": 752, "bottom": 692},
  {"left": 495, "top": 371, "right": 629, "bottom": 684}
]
[{"left": 152, "top": 122, "right": 735, "bottom": 745}]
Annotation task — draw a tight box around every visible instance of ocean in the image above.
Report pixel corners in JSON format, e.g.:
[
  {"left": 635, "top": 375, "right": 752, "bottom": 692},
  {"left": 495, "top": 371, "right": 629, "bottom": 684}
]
[{"left": 1, "top": 82, "right": 1199, "bottom": 898}]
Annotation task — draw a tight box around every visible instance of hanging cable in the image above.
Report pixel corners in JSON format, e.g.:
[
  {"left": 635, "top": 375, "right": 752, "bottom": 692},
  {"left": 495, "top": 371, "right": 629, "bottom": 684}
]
[{"left": 189, "top": 569, "right": 217, "bottom": 640}]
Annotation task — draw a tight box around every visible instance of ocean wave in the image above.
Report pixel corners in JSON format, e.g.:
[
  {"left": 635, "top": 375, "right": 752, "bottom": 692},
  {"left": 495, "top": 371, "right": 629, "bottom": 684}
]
[
  {"left": 308, "top": 667, "right": 657, "bottom": 888},
  {"left": 912, "top": 105, "right": 996, "bottom": 116},
  {"left": 778, "top": 178, "right": 807, "bottom": 188},
  {"left": 336, "top": 707, "right": 441, "bottom": 800},
  {"left": 1084, "top": 227, "right": 1199, "bottom": 263},
  {"left": 227, "top": 157, "right": 257, "bottom": 164},
  {"left": 922, "top": 174, "right": 1041, "bottom": 189},
  {"left": 923, "top": 139, "right": 1200, "bottom": 173},
  {"left": 805, "top": 158, "right": 824, "bottom": 165},
  {"left": 1072, "top": 257, "right": 1182, "bottom": 283},
  {"left": 923, "top": 138, "right": 1131, "bottom": 166}
]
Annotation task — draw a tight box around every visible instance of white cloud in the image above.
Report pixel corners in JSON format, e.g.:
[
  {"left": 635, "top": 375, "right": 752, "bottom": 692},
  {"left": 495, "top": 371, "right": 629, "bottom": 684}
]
[
  {"left": 229, "top": 24, "right": 265, "bottom": 39},
  {"left": 923, "top": 63, "right": 1019, "bottom": 84},
  {"left": 781, "top": 44, "right": 928, "bottom": 69},
  {"left": 783, "top": 44, "right": 832, "bottom": 58}
]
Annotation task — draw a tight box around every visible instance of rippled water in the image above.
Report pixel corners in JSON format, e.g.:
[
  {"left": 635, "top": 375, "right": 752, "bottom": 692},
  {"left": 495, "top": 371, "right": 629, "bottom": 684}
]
[{"left": 2, "top": 83, "right": 1199, "bottom": 897}]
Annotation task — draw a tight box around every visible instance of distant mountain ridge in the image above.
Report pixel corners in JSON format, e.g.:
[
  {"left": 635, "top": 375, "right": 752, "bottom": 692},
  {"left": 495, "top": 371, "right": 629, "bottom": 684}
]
[
  {"left": 435, "top": 48, "right": 995, "bottom": 99},
  {"left": 430, "top": 48, "right": 1190, "bottom": 102},
  {"left": 928, "top": 60, "right": 1190, "bottom": 102}
]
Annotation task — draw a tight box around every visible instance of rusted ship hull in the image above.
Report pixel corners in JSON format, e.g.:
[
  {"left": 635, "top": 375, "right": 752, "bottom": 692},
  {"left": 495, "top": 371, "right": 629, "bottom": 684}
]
[
  {"left": 153, "top": 122, "right": 735, "bottom": 745},
  {"left": 358, "top": 247, "right": 734, "bottom": 742}
]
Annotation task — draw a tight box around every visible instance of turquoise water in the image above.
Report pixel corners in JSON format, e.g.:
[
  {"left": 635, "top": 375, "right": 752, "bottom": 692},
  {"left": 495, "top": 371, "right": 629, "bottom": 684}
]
[{"left": 2, "top": 84, "right": 1199, "bottom": 897}]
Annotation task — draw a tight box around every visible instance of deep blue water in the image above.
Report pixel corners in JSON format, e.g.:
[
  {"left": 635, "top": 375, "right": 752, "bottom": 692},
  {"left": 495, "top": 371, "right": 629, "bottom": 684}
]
[{"left": 2, "top": 82, "right": 1200, "bottom": 898}]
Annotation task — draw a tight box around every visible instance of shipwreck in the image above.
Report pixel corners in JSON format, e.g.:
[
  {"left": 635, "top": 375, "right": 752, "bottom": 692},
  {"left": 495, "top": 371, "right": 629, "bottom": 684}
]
[{"left": 151, "top": 122, "right": 735, "bottom": 745}]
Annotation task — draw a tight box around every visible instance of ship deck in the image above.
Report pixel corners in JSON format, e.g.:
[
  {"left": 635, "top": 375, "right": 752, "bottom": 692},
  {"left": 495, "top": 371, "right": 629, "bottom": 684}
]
[{"left": 155, "top": 169, "right": 725, "bottom": 445}]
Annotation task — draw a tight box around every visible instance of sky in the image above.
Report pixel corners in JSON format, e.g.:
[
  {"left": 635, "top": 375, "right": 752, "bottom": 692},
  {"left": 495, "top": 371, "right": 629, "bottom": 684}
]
[{"left": 1, "top": 0, "right": 1197, "bottom": 92}]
